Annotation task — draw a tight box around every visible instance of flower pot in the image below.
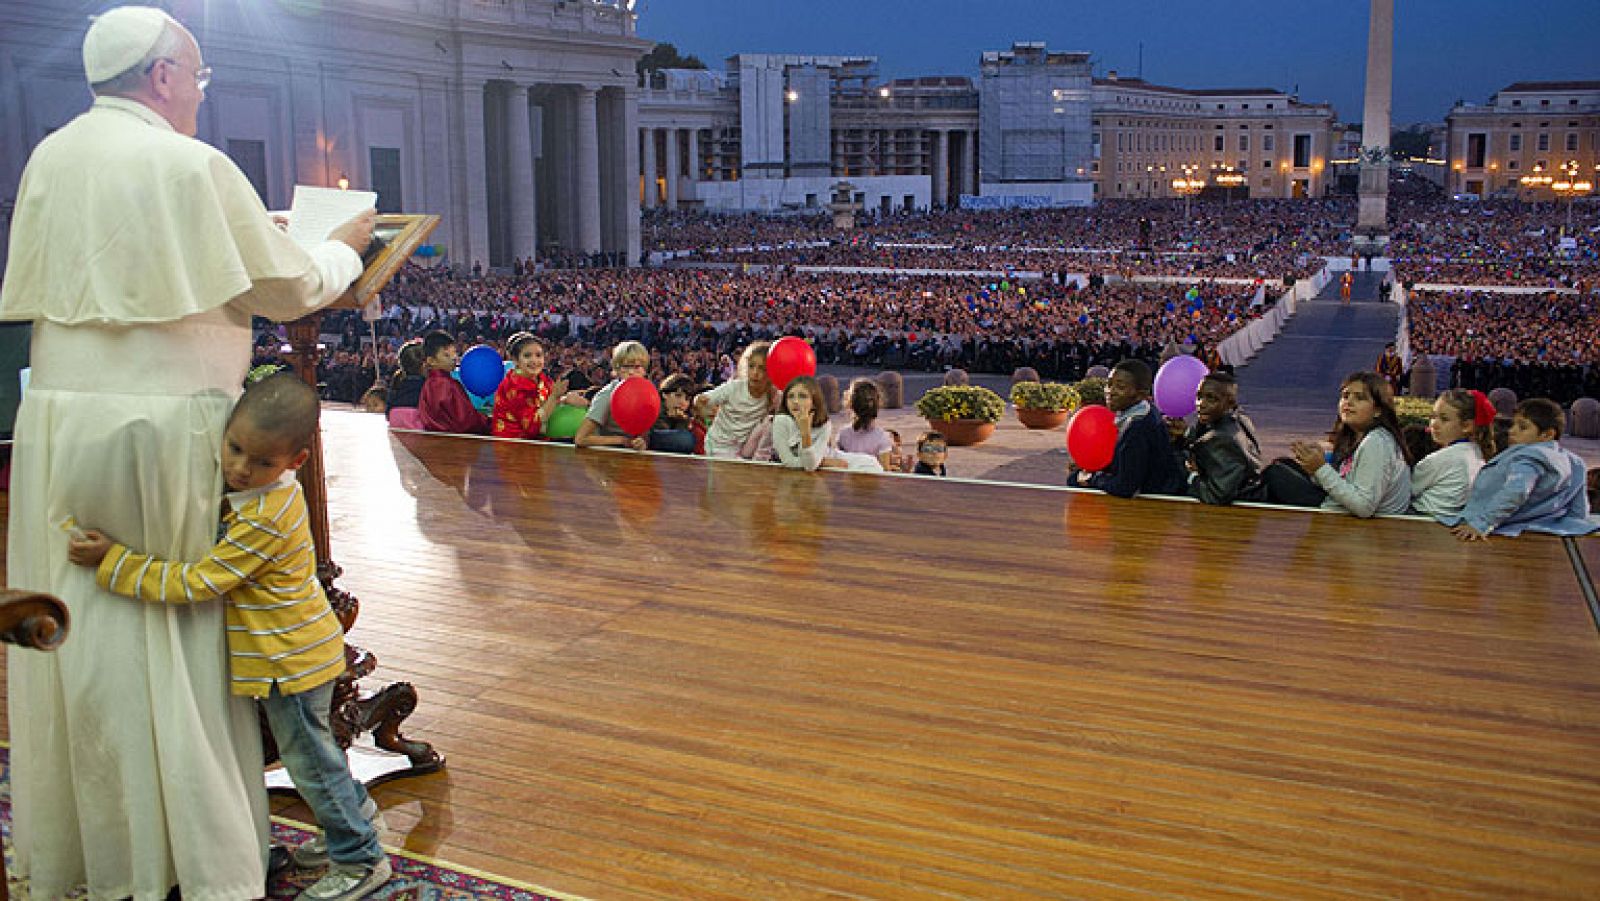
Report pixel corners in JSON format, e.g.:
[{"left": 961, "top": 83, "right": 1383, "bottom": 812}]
[
  {"left": 927, "top": 418, "right": 996, "bottom": 447},
  {"left": 1016, "top": 407, "right": 1070, "bottom": 430}
]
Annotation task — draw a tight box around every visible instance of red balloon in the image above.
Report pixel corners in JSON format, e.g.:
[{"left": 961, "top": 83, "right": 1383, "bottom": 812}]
[
  {"left": 1066, "top": 404, "right": 1117, "bottom": 473},
  {"left": 609, "top": 376, "right": 661, "bottom": 437},
  {"left": 766, "top": 336, "right": 816, "bottom": 390}
]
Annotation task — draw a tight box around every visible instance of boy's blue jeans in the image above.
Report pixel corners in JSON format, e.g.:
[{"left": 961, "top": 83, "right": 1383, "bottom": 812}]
[{"left": 261, "top": 681, "right": 383, "bottom": 865}]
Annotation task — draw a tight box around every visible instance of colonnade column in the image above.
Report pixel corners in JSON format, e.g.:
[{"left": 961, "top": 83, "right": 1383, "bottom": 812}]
[
  {"left": 664, "top": 128, "right": 680, "bottom": 210},
  {"left": 689, "top": 129, "right": 703, "bottom": 187},
  {"left": 505, "top": 84, "right": 538, "bottom": 261},
  {"left": 619, "top": 86, "right": 641, "bottom": 263},
  {"left": 459, "top": 80, "right": 490, "bottom": 268},
  {"left": 931, "top": 129, "right": 948, "bottom": 208},
  {"left": 641, "top": 126, "right": 657, "bottom": 209},
  {"left": 574, "top": 85, "right": 601, "bottom": 254},
  {"left": 960, "top": 129, "right": 972, "bottom": 198}
]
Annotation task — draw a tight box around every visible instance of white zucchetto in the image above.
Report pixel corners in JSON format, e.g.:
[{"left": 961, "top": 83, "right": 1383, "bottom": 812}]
[{"left": 82, "top": 6, "right": 178, "bottom": 84}]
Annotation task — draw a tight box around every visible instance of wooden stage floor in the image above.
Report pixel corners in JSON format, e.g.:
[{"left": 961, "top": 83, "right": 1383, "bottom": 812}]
[{"left": 6, "top": 408, "right": 1600, "bottom": 899}]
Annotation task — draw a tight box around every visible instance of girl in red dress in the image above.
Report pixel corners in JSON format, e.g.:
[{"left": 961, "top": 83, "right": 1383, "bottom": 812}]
[{"left": 492, "top": 332, "right": 568, "bottom": 439}]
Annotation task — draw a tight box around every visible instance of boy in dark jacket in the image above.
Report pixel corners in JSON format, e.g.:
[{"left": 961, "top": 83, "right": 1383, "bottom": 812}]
[
  {"left": 1071, "top": 359, "right": 1186, "bottom": 498},
  {"left": 1180, "top": 372, "right": 1266, "bottom": 504}
]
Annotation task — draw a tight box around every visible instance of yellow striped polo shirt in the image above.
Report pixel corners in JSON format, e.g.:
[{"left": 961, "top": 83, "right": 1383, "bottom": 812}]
[{"left": 96, "top": 472, "right": 347, "bottom": 698}]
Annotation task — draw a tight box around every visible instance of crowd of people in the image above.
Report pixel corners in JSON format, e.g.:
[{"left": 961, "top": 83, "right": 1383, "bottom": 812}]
[
  {"left": 285, "top": 262, "right": 1273, "bottom": 396},
  {"left": 1388, "top": 197, "right": 1600, "bottom": 288},
  {"left": 1405, "top": 289, "right": 1600, "bottom": 403},
  {"left": 647, "top": 200, "right": 1351, "bottom": 280}
]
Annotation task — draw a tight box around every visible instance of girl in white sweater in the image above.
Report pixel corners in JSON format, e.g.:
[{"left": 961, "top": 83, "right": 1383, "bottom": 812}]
[
  {"left": 772, "top": 377, "right": 882, "bottom": 472},
  {"left": 1411, "top": 389, "right": 1496, "bottom": 517}
]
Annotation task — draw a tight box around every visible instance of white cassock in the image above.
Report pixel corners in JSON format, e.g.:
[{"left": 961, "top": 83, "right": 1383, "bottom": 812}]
[{"left": 0, "top": 96, "right": 362, "bottom": 901}]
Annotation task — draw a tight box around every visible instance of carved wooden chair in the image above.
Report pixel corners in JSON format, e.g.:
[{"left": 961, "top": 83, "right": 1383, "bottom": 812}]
[{"left": 0, "top": 589, "right": 71, "bottom": 901}]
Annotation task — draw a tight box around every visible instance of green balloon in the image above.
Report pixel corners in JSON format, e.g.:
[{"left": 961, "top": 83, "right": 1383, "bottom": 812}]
[{"left": 543, "top": 404, "right": 586, "bottom": 440}]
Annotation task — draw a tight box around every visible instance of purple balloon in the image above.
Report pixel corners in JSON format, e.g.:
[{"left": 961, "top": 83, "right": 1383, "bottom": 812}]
[{"left": 1153, "top": 354, "right": 1210, "bottom": 418}]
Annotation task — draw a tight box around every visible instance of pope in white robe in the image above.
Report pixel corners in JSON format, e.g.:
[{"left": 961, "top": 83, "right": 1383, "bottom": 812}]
[{"left": 0, "top": 8, "right": 372, "bottom": 899}]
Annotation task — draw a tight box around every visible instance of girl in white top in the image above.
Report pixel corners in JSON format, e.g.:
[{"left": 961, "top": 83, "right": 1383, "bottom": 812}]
[
  {"left": 1411, "top": 389, "right": 1495, "bottom": 517},
  {"left": 696, "top": 342, "right": 776, "bottom": 458},
  {"left": 772, "top": 377, "right": 883, "bottom": 472}
]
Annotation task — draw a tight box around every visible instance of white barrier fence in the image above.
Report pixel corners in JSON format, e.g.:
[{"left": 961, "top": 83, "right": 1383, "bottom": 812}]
[{"left": 1208, "top": 267, "right": 1330, "bottom": 368}]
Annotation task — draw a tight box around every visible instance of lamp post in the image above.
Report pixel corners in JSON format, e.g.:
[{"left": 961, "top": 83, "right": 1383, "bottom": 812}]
[
  {"left": 1171, "top": 164, "right": 1205, "bottom": 227},
  {"left": 1550, "top": 160, "right": 1594, "bottom": 234},
  {"left": 1213, "top": 165, "right": 1245, "bottom": 204},
  {"left": 1519, "top": 164, "right": 1552, "bottom": 210}
]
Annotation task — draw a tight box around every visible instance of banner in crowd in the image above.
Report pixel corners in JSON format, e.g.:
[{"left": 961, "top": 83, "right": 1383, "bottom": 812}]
[{"left": 959, "top": 195, "right": 1053, "bottom": 211}]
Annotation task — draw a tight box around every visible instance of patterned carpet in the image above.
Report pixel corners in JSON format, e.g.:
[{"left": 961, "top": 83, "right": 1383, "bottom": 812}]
[{"left": 0, "top": 747, "right": 571, "bottom": 901}]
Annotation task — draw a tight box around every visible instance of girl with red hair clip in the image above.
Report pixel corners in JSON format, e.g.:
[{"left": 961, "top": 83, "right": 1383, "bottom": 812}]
[{"left": 1411, "top": 389, "right": 1497, "bottom": 517}]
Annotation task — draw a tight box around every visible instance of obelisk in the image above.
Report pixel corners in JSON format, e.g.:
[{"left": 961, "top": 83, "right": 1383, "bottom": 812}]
[{"left": 1354, "top": 0, "right": 1394, "bottom": 257}]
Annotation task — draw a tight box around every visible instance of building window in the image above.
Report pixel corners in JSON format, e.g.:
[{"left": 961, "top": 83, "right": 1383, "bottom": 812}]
[
  {"left": 1507, "top": 160, "right": 1519, "bottom": 170},
  {"left": 1266, "top": 103, "right": 1274, "bottom": 109},
  {"left": 1292, "top": 133, "right": 1312, "bottom": 168},
  {"left": 226, "top": 139, "right": 268, "bottom": 204},
  {"left": 1239, "top": 134, "right": 1249, "bottom": 152},
  {"left": 1263, "top": 160, "right": 1271, "bottom": 169},
  {"left": 1512, "top": 100, "right": 1521, "bottom": 107},
  {"left": 1263, "top": 135, "right": 1274, "bottom": 152},
  {"left": 1540, "top": 99, "right": 1549, "bottom": 106},
  {"left": 1566, "top": 133, "right": 1579, "bottom": 151},
  {"left": 369, "top": 147, "right": 403, "bottom": 213},
  {"left": 1466, "top": 133, "right": 1487, "bottom": 169},
  {"left": 1242, "top": 103, "right": 1249, "bottom": 110},
  {"left": 1509, "top": 134, "right": 1521, "bottom": 151},
  {"left": 1537, "top": 133, "right": 1549, "bottom": 151},
  {"left": 1214, "top": 134, "right": 1224, "bottom": 152}
]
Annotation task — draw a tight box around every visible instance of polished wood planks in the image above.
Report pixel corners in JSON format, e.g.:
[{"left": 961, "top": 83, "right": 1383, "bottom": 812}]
[{"left": 5, "top": 410, "right": 1600, "bottom": 899}]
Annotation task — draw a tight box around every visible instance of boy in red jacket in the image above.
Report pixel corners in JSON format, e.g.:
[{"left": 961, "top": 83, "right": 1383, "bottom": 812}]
[{"left": 417, "top": 330, "right": 490, "bottom": 434}]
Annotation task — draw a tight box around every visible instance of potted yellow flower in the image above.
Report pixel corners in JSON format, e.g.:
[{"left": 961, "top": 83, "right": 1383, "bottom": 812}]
[
  {"left": 914, "top": 385, "right": 1004, "bottom": 446},
  {"left": 1010, "top": 381, "right": 1081, "bottom": 430}
]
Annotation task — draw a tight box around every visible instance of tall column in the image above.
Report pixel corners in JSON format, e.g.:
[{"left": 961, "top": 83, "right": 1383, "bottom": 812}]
[
  {"left": 458, "top": 80, "right": 490, "bottom": 269},
  {"left": 689, "top": 128, "right": 703, "bottom": 186},
  {"left": 641, "top": 126, "right": 657, "bottom": 209},
  {"left": 932, "top": 129, "right": 949, "bottom": 208},
  {"left": 505, "top": 84, "right": 538, "bottom": 262},
  {"left": 1356, "top": 0, "right": 1393, "bottom": 243},
  {"left": 960, "top": 130, "right": 972, "bottom": 197},
  {"left": 619, "top": 87, "right": 641, "bottom": 264},
  {"left": 575, "top": 85, "right": 601, "bottom": 254},
  {"left": 664, "top": 128, "right": 680, "bottom": 210}
]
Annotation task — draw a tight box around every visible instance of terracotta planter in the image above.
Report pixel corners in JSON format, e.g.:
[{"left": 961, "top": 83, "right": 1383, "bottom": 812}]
[
  {"left": 927, "top": 418, "right": 996, "bottom": 447},
  {"left": 1016, "top": 407, "right": 1071, "bottom": 430}
]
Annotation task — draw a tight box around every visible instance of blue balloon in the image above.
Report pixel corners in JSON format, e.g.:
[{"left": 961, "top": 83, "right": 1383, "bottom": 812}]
[{"left": 458, "top": 344, "right": 505, "bottom": 396}]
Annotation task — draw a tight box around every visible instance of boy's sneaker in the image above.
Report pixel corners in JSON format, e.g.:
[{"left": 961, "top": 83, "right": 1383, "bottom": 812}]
[
  {"left": 291, "top": 797, "right": 386, "bottom": 868},
  {"left": 296, "top": 856, "right": 392, "bottom": 901}
]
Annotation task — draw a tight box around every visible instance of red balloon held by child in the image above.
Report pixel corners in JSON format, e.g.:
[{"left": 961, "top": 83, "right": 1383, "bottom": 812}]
[
  {"left": 765, "top": 336, "right": 816, "bottom": 390},
  {"left": 609, "top": 377, "right": 661, "bottom": 437},
  {"left": 1066, "top": 404, "right": 1117, "bottom": 473}
]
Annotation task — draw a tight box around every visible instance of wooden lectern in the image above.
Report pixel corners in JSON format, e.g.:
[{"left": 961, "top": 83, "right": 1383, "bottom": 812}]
[{"left": 273, "top": 213, "right": 445, "bottom": 789}]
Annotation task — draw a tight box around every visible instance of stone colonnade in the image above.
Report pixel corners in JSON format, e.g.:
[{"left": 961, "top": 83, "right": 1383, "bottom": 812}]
[
  {"left": 636, "top": 126, "right": 980, "bottom": 210},
  {"left": 639, "top": 126, "right": 704, "bottom": 210},
  {"left": 477, "top": 80, "right": 639, "bottom": 266}
]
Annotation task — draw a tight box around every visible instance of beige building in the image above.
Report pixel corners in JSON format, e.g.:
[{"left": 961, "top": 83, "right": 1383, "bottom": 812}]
[
  {"left": 1445, "top": 80, "right": 1600, "bottom": 198},
  {"left": 1091, "top": 73, "right": 1338, "bottom": 201},
  {"left": 639, "top": 56, "right": 1341, "bottom": 212}
]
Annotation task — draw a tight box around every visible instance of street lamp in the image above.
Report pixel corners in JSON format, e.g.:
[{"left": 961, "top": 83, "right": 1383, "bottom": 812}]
[
  {"left": 1550, "top": 160, "right": 1594, "bottom": 234},
  {"left": 1171, "top": 164, "right": 1205, "bottom": 225},
  {"left": 1213, "top": 165, "right": 1245, "bottom": 204}
]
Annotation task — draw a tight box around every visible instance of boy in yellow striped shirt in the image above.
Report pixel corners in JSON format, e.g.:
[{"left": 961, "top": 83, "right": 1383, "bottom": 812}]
[{"left": 68, "top": 373, "right": 390, "bottom": 901}]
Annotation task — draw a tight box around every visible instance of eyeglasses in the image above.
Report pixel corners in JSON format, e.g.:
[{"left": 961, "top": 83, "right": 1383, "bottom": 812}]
[{"left": 145, "top": 57, "right": 212, "bottom": 91}]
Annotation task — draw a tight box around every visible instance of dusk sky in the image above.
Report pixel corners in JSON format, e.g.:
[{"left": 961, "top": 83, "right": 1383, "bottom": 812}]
[{"left": 637, "top": 0, "right": 1600, "bottom": 128}]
